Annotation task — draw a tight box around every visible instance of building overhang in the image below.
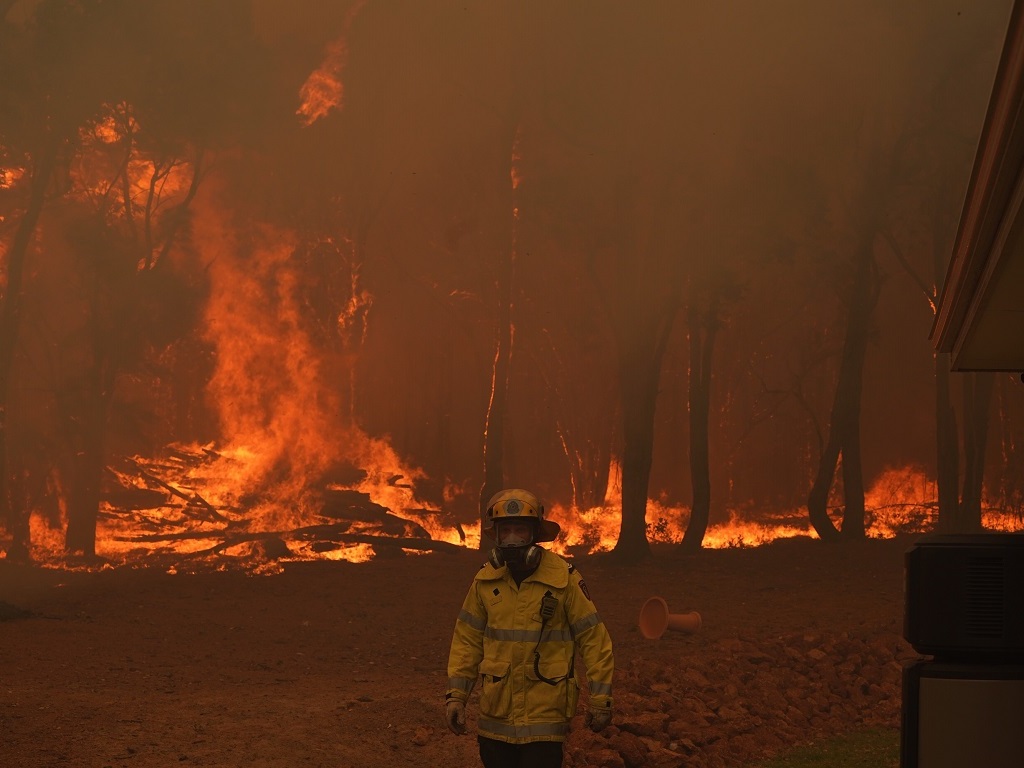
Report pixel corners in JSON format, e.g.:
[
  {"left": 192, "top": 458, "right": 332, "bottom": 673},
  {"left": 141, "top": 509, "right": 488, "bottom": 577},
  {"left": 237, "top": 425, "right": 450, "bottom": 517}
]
[{"left": 933, "top": 1, "right": 1024, "bottom": 372}]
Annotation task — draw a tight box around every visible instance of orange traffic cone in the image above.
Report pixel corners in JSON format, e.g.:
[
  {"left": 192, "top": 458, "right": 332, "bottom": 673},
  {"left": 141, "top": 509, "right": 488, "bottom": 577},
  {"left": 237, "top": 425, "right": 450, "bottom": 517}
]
[{"left": 638, "top": 596, "right": 702, "bottom": 639}]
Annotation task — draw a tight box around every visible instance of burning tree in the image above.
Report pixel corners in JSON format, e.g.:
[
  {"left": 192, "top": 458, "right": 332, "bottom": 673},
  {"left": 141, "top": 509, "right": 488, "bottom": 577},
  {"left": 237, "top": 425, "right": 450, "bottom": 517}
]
[
  {"left": 0, "top": 0, "right": 281, "bottom": 558},
  {"left": 2, "top": 1, "right": 1020, "bottom": 568}
]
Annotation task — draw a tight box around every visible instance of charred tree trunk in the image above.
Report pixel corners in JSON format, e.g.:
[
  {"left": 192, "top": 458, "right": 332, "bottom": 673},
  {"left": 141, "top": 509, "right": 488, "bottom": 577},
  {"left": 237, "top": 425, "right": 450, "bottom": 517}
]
[
  {"left": 927, "top": 183, "right": 962, "bottom": 532},
  {"left": 478, "top": 300, "right": 511, "bottom": 547},
  {"left": 63, "top": 307, "right": 117, "bottom": 558},
  {"left": 64, "top": 394, "right": 106, "bottom": 557},
  {"left": 807, "top": 246, "right": 878, "bottom": 541},
  {"left": 578, "top": 438, "right": 612, "bottom": 511},
  {"left": 547, "top": 361, "right": 614, "bottom": 512},
  {"left": 4, "top": 469, "right": 31, "bottom": 562},
  {"left": 62, "top": 153, "right": 205, "bottom": 559},
  {"left": 993, "top": 377, "right": 1023, "bottom": 517},
  {"left": 477, "top": 124, "right": 520, "bottom": 547},
  {"left": 611, "top": 305, "right": 676, "bottom": 563},
  {"left": 437, "top": 312, "right": 453, "bottom": 501},
  {"left": 839, "top": 415, "right": 866, "bottom": 538},
  {"left": 0, "top": 140, "right": 57, "bottom": 559},
  {"left": 955, "top": 372, "right": 994, "bottom": 532},
  {"left": 681, "top": 301, "right": 718, "bottom": 552},
  {"left": 934, "top": 353, "right": 961, "bottom": 531},
  {"left": 477, "top": 265, "right": 513, "bottom": 545},
  {"left": 611, "top": 343, "right": 658, "bottom": 563},
  {"left": 807, "top": 425, "right": 843, "bottom": 540}
]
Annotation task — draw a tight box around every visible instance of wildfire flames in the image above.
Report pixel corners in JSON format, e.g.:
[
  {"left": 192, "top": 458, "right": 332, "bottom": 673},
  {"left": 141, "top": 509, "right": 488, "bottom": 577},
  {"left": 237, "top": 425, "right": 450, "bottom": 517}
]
[
  {"left": 295, "top": 0, "right": 366, "bottom": 126},
  {"left": 3, "top": 3, "right": 1022, "bottom": 576},
  {"left": 19, "top": 448, "right": 1024, "bottom": 574},
  {"left": 12, "top": 191, "right": 1024, "bottom": 570}
]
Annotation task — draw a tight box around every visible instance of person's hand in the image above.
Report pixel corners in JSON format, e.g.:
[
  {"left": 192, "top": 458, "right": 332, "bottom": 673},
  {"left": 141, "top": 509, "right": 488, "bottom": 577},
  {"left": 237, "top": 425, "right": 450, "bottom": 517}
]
[
  {"left": 585, "top": 705, "right": 612, "bottom": 732},
  {"left": 445, "top": 699, "right": 467, "bottom": 735}
]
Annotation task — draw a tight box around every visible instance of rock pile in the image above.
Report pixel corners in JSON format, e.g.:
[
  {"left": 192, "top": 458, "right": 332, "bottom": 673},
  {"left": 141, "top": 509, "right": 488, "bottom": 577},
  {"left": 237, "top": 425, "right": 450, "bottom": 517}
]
[{"left": 565, "top": 628, "right": 917, "bottom": 767}]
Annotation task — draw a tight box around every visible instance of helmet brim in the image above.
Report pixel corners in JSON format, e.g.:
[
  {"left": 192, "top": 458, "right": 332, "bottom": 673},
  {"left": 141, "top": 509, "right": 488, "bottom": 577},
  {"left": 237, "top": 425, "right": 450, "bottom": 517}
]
[
  {"left": 482, "top": 518, "right": 561, "bottom": 543},
  {"left": 535, "top": 519, "right": 561, "bottom": 543}
]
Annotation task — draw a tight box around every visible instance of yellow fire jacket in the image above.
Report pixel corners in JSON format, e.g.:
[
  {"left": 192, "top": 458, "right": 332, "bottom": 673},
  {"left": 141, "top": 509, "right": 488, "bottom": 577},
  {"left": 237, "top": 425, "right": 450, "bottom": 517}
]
[{"left": 446, "top": 548, "right": 614, "bottom": 743}]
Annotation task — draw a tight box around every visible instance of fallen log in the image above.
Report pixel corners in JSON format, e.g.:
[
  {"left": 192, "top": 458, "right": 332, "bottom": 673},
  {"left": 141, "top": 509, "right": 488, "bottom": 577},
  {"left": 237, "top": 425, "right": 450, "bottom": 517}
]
[
  {"left": 201, "top": 531, "right": 464, "bottom": 557},
  {"left": 134, "top": 468, "right": 230, "bottom": 524},
  {"left": 320, "top": 489, "right": 431, "bottom": 538},
  {"left": 111, "top": 456, "right": 230, "bottom": 524},
  {"left": 101, "top": 487, "right": 169, "bottom": 511},
  {"left": 113, "top": 522, "right": 465, "bottom": 554}
]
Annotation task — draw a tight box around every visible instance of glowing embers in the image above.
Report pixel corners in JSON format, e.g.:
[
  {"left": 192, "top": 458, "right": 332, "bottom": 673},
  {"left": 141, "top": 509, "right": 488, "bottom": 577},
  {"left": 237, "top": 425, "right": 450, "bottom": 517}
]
[
  {"left": 549, "top": 501, "right": 817, "bottom": 554},
  {"left": 83, "top": 440, "right": 459, "bottom": 571},
  {"left": 0, "top": 166, "right": 24, "bottom": 189},
  {"left": 28, "top": 513, "right": 67, "bottom": 563},
  {"left": 548, "top": 465, "right": 1024, "bottom": 554},
  {"left": 24, "top": 449, "right": 1024, "bottom": 572}
]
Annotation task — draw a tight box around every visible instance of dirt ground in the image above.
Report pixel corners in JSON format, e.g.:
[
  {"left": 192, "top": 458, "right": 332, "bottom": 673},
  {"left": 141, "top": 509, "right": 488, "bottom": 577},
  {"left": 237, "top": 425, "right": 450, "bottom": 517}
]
[{"left": 0, "top": 535, "right": 916, "bottom": 768}]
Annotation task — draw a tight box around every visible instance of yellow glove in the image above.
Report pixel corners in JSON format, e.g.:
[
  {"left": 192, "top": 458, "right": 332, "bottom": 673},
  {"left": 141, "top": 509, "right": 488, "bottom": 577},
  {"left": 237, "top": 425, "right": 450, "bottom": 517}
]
[
  {"left": 585, "top": 704, "right": 612, "bottom": 732},
  {"left": 445, "top": 699, "right": 467, "bottom": 735}
]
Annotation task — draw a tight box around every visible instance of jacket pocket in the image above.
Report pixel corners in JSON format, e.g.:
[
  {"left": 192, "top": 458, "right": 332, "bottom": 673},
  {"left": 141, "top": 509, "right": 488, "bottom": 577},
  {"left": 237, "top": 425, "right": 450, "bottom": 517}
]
[
  {"left": 478, "top": 659, "right": 512, "bottom": 720},
  {"left": 525, "top": 658, "right": 576, "bottom": 721}
]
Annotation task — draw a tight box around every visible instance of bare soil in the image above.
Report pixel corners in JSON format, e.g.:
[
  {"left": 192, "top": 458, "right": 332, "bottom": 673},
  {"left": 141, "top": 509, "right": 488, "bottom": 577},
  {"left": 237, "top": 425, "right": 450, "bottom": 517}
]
[{"left": 0, "top": 535, "right": 916, "bottom": 767}]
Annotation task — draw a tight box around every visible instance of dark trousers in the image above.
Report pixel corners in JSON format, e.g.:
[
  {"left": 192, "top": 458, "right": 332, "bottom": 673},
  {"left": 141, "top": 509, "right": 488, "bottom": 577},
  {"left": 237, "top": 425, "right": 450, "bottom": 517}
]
[{"left": 478, "top": 736, "right": 564, "bottom": 768}]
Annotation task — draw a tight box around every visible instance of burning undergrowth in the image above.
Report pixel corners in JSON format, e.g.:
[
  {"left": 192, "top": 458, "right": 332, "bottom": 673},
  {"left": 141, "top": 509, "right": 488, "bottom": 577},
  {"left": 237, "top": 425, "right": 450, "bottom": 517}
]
[
  {"left": 83, "top": 441, "right": 464, "bottom": 574},
  {"left": 8, "top": 192, "right": 1023, "bottom": 573},
  {"left": 20, "top": 203, "right": 467, "bottom": 573},
  {"left": 16, "top": 449, "right": 1024, "bottom": 574}
]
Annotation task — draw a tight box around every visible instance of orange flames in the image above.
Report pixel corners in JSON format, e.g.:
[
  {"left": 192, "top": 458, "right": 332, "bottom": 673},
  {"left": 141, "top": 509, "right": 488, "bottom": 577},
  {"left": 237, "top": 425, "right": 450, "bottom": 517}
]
[
  {"left": 0, "top": 166, "right": 23, "bottom": 190},
  {"left": 546, "top": 463, "right": 1024, "bottom": 556},
  {"left": 22, "top": 443, "right": 1024, "bottom": 571},
  {"left": 7, "top": 131, "right": 1023, "bottom": 571},
  {"left": 100, "top": 207, "right": 462, "bottom": 568},
  {"left": 297, "top": 52, "right": 345, "bottom": 126},
  {"left": 296, "top": 1, "right": 367, "bottom": 126}
]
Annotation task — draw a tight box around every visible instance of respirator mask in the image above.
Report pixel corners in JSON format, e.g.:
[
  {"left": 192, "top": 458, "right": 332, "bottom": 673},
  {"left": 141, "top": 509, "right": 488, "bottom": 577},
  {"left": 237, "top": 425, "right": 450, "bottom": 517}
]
[{"left": 489, "top": 520, "right": 541, "bottom": 569}]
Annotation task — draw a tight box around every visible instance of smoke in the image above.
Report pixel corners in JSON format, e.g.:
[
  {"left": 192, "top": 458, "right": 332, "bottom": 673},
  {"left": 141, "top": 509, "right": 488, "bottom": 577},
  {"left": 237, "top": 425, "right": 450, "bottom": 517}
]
[{"left": 2, "top": 0, "right": 1020, "bottom": 559}]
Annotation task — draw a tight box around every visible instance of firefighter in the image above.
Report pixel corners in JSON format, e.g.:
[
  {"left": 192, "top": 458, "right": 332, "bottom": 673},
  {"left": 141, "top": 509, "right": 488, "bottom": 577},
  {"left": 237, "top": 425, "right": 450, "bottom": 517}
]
[{"left": 445, "top": 488, "right": 614, "bottom": 768}]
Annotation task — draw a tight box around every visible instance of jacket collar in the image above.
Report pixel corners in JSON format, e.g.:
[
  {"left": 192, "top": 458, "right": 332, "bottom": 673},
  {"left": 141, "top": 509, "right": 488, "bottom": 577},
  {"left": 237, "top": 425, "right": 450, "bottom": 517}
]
[{"left": 475, "top": 549, "right": 568, "bottom": 589}]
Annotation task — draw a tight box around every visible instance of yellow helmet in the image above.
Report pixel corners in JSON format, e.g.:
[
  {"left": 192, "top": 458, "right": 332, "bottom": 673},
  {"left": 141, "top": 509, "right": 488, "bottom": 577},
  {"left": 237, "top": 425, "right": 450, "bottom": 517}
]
[{"left": 482, "top": 488, "right": 561, "bottom": 543}]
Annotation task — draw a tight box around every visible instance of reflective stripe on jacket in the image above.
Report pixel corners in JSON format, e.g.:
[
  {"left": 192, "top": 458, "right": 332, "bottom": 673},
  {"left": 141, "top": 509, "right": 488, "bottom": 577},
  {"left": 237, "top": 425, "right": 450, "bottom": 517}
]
[{"left": 446, "top": 548, "right": 614, "bottom": 744}]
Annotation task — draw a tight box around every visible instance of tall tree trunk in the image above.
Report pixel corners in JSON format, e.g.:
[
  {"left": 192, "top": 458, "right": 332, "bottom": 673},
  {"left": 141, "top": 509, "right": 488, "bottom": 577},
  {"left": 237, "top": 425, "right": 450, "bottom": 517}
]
[
  {"left": 611, "top": 306, "right": 677, "bottom": 563},
  {"left": 437, "top": 311, "right": 453, "bottom": 503},
  {"left": 955, "top": 372, "right": 994, "bottom": 532},
  {"left": 554, "top": 420, "right": 610, "bottom": 512},
  {"left": 0, "top": 140, "right": 57, "bottom": 559},
  {"left": 478, "top": 280, "right": 511, "bottom": 547},
  {"left": 928, "top": 186, "right": 962, "bottom": 532},
  {"left": 478, "top": 175, "right": 519, "bottom": 545},
  {"left": 840, "top": 418, "right": 866, "bottom": 537},
  {"left": 477, "top": 112, "right": 522, "bottom": 545},
  {"left": 64, "top": 390, "right": 106, "bottom": 557},
  {"left": 993, "top": 377, "right": 1022, "bottom": 517},
  {"left": 807, "top": 429, "right": 843, "bottom": 540},
  {"left": 64, "top": 304, "right": 117, "bottom": 558},
  {"left": 934, "top": 353, "right": 960, "bottom": 531},
  {"left": 585, "top": 442, "right": 612, "bottom": 510},
  {"left": 681, "top": 301, "right": 718, "bottom": 551},
  {"left": 807, "top": 246, "right": 877, "bottom": 540}
]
